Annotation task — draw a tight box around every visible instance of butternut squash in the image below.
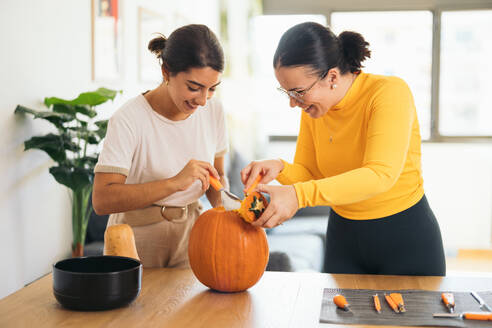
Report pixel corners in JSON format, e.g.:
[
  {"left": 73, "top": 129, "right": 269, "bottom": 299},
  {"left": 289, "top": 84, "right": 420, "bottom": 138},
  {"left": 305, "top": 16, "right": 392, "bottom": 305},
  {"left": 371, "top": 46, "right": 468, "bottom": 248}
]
[{"left": 103, "top": 224, "right": 140, "bottom": 260}]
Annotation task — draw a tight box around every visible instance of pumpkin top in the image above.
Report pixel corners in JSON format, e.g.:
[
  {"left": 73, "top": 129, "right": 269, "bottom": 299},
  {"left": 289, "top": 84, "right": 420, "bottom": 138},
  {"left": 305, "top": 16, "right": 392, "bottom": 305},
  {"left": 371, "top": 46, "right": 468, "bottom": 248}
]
[{"left": 236, "top": 192, "right": 268, "bottom": 223}]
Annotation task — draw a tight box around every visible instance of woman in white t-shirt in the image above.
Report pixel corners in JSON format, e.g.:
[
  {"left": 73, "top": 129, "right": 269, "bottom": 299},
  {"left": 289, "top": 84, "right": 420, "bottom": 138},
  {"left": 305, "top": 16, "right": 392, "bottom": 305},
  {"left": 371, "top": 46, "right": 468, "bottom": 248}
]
[{"left": 92, "top": 24, "right": 228, "bottom": 268}]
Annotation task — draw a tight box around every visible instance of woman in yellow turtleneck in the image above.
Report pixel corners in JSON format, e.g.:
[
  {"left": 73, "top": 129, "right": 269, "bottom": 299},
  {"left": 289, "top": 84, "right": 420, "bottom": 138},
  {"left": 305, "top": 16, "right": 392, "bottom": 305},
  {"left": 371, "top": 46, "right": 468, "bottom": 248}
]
[{"left": 241, "top": 22, "right": 445, "bottom": 276}]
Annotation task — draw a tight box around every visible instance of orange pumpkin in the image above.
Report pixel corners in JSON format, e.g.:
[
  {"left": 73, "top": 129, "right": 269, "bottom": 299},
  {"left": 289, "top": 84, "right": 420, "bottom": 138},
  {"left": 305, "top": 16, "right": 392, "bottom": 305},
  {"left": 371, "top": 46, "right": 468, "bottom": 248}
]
[
  {"left": 188, "top": 207, "right": 269, "bottom": 292},
  {"left": 236, "top": 192, "right": 268, "bottom": 223}
]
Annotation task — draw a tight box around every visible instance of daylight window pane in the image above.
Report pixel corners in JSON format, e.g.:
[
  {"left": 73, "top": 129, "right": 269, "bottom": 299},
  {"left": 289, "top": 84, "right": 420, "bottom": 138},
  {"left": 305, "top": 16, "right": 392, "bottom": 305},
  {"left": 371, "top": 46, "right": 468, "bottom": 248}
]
[
  {"left": 250, "top": 15, "right": 327, "bottom": 137},
  {"left": 439, "top": 10, "right": 492, "bottom": 136},
  {"left": 331, "top": 11, "right": 432, "bottom": 140}
]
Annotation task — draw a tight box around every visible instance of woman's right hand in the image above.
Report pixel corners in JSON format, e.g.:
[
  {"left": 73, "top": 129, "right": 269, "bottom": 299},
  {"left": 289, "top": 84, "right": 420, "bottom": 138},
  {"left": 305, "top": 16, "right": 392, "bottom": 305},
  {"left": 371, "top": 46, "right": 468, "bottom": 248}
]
[
  {"left": 241, "top": 159, "right": 284, "bottom": 193},
  {"left": 172, "top": 159, "right": 219, "bottom": 192}
]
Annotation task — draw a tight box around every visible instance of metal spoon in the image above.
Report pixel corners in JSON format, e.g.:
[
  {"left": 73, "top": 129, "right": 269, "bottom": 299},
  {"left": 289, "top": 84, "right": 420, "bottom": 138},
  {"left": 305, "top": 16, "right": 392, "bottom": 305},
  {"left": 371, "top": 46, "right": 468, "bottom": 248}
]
[{"left": 209, "top": 175, "right": 241, "bottom": 211}]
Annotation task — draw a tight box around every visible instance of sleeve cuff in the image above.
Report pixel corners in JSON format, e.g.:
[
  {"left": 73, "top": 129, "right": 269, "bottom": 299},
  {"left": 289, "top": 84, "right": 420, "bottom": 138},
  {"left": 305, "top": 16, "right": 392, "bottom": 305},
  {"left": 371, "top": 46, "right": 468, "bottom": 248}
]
[
  {"left": 215, "top": 148, "right": 228, "bottom": 158},
  {"left": 94, "top": 164, "right": 129, "bottom": 176},
  {"left": 293, "top": 182, "right": 307, "bottom": 209},
  {"left": 275, "top": 159, "right": 292, "bottom": 184}
]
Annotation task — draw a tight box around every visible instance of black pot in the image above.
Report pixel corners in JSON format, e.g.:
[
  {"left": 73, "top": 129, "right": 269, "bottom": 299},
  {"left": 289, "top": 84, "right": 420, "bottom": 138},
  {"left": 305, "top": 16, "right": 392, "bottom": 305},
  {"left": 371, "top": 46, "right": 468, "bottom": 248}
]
[{"left": 53, "top": 256, "right": 142, "bottom": 311}]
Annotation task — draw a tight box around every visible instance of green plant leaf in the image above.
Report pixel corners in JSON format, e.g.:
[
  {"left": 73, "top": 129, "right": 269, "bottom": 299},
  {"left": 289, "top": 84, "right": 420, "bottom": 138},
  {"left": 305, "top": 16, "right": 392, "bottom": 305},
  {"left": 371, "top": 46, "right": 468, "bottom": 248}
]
[
  {"left": 44, "top": 87, "right": 121, "bottom": 107},
  {"left": 94, "top": 87, "right": 120, "bottom": 99},
  {"left": 15, "top": 105, "right": 73, "bottom": 129},
  {"left": 49, "top": 165, "right": 93, "bottom": 191},
  {"left": 24, "top": 133, "right": 80, "bottom": 162},
  {"left": 74, "top": 120, "right": 88, "bottom": 128},
  {"left": 94, "top": 120, "right": 108, "bottom": 139},
  {"left": 52, "top": 103, "right": 97, "bottom": 118},
  {"left": 75, "top": 105, "right": 97, "bottom": 118},
  {"left": 86, "top": 131, "right": 99, "bottom": 144},
  {"left": 52, "top": 103, "right": 76, "bottom": 115},
  {"left": 78, "top": 156, "right": 99, "bottom": 168}
]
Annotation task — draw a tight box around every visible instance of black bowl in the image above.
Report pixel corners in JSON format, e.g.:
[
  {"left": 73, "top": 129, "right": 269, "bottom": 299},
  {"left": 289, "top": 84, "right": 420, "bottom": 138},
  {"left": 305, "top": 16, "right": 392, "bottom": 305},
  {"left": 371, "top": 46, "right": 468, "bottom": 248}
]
[{"left": 53, "top": 256, "right": 142, "bottom": 311}]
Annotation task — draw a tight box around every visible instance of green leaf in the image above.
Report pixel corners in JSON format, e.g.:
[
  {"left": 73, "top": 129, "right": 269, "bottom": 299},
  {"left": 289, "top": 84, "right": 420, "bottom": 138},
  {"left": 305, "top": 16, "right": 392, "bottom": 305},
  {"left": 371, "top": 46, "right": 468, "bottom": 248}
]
[
  {"left": 24, "top": 133, "right": 80, "bottom": 162},
  {"left": 52, "top": 103, "right": 76, "bottom": 115},
  {"left": 78, "top": 156, "right": 99, "bottom": 168},
  {"left": 94, "top": 87, "right": 120, "bottom": 99},
  {"left": 76, "top": 120, "right": 88, "bottom": 128},
  {"left": 86, "top": 131, "right": 100, "bottom": 144},
  {"left": 49, "top": 165, "right": 93, "bottom": 191},
  {"left": 52, "top": 103, "right": 97, "bottom": 118},
  {"left": 94, "top": 120, "right": 108, "bottom": 139},
  {"left": 75, "top": 105, "right": 97, "bottom": 118},
  {"left": 15, "top": 105, "right": 73, "bottom": 129},
  {"left": 44, "top": 87, "right": 121, "bottom": 107}
]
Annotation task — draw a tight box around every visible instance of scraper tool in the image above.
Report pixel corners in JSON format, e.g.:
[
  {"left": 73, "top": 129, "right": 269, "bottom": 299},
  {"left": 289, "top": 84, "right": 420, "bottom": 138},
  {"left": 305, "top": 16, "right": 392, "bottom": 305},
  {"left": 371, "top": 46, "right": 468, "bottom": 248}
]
[{"left": 209, "top": 175, "right": 241, "bottom": 211}]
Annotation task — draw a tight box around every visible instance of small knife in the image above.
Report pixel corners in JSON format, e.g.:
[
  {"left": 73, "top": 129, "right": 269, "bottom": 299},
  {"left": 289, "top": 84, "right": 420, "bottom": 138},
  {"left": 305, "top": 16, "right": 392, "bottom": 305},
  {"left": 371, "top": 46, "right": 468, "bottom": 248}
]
[{"left": 471, "top": 291, "right": 492, "bottom": 312}]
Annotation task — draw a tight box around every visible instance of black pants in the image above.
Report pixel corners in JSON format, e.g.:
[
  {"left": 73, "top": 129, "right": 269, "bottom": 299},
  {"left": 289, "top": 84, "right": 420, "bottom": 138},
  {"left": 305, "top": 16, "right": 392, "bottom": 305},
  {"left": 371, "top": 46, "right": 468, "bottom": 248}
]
[{"left": 323, "top": 195, "right": 446, "bottom": 276}]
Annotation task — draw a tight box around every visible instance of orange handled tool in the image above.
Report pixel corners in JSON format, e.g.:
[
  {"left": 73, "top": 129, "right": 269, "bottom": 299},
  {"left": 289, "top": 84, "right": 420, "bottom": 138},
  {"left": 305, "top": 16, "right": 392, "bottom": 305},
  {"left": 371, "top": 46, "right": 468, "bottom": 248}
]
[
  {"left": 464, "top": 312, "right": 492, "bottom": 320},
  {"left": 209, "top": 175, "right": 223, "bottom": 191},
  {"left": 373, "top": 294, "right": 381, "bottom": 313},
  {"left": 333, "top": 294, "right": 351, "bottom": 312},
  {"left": 441, "top": 292, "right": 455, "bottom": 313},
  {"left": 209, "top": 175, "right": 241, "bottom": 211},
  {"left": 434, "top": 312, "right": 492, "bottom": 321},
  {"left": 390, "top": 293, "right": 406, "bottom": 313},
  {"left": 245, "top": 174, "right": 263, "bottom": 196},
  {"left": 384, "top": 293, "right": 399, "bottom": 313}
]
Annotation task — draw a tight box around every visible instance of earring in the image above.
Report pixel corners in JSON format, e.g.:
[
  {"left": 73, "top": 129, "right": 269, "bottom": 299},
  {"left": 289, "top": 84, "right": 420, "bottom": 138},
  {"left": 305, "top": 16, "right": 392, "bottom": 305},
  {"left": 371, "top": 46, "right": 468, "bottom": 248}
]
[
  {"left": 331, "top": 84, "right": 337, "bottom": 89},
  {"left": 165, "top": 79, "right": 169, "bottom": 86}
]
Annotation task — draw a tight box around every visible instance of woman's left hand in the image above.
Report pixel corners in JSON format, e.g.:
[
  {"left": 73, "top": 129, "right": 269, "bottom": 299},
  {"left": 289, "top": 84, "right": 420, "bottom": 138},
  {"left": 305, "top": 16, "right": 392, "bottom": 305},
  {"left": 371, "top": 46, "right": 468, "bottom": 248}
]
[{"left": 251, "top": 184, "right": 299, "bottom": 228}]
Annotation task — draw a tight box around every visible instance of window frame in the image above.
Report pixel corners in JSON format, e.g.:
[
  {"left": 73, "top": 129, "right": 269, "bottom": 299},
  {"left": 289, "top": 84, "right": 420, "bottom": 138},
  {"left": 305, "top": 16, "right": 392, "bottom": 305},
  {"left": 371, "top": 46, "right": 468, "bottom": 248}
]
[{"left": 263, "top": 1, "right": 492, "bottom": 143}]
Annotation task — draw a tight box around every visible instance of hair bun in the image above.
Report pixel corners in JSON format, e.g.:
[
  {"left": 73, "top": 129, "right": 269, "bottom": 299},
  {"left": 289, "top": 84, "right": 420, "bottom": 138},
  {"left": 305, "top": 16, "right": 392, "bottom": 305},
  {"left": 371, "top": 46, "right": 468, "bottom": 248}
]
[
  {"left": 338, "top": 31, "right": 371, "bottom": 72},
  {"left": 148, "top": 34, "right": 167, "bottom": 58}
]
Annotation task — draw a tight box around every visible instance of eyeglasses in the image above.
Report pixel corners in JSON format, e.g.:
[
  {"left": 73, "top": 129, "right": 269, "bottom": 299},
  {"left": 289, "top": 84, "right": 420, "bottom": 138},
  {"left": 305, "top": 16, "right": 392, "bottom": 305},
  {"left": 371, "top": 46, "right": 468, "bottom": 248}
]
[{"left": 277, "top": 72, "right": 327, "bottom": 103}]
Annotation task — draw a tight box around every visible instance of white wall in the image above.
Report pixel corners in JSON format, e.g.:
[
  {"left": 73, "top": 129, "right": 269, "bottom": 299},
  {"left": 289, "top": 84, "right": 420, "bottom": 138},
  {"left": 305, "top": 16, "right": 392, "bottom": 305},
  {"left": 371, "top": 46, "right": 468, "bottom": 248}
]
[
  {"left": 266, "top": 141, "right": 492, "bottom": 251},
  {"left": 0, "top": 0, "right": 219, "bottom": 299},
  {"left": 0, "top": 0, "right": 92, "bottom": 300},
  {"left": 422, "top": 143, "right": 492, "bottom": 250}
]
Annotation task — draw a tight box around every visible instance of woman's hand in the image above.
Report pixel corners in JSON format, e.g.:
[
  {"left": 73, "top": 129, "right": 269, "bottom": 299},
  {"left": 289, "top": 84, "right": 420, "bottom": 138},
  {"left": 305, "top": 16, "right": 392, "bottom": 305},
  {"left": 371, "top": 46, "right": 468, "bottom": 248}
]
[
  {"left": 172, "top": 159, "right": 219, "bottom": 192},
  {"left": 241, "top": 159, "right": 284, "bottom": 193},
  {"left": 251, "top": 184, "right": 298, "bottom": 228}
]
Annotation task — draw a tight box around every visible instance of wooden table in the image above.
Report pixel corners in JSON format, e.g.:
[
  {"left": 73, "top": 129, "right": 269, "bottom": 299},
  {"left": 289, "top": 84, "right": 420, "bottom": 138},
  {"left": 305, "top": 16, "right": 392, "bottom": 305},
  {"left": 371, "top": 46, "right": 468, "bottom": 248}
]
[{"left": 1, "top": 269, "right": 492, "bottom": 328}]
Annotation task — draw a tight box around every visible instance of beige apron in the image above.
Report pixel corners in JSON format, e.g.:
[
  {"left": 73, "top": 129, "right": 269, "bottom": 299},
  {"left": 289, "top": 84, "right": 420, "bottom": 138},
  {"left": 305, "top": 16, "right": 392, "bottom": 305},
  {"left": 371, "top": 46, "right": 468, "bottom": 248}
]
[{"left": 106, "top": 201, "right": 203, "bottom": 268}]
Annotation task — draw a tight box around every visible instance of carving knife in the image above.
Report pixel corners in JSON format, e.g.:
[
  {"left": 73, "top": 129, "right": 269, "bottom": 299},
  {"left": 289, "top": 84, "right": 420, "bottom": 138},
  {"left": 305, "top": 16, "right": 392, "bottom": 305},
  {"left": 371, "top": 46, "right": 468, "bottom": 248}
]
[
  {"left": 471, "top": 291, "right": 492, "bottom": 312},
  {"left": 434, "top": 312, "right": 492, "bottom": 321}
]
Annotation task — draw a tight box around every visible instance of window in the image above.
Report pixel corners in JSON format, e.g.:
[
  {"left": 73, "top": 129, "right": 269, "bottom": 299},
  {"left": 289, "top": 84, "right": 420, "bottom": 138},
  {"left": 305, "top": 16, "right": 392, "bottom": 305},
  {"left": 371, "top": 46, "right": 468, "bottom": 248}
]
[
  {"left": 439, "top": 10, "right": 492, "bottom": 136},
  {"left": 250, "top": 15, "right": 327, "bottom": 137},
  {"left": 331, "top": 11, "right": 433, "bottom": 140}
]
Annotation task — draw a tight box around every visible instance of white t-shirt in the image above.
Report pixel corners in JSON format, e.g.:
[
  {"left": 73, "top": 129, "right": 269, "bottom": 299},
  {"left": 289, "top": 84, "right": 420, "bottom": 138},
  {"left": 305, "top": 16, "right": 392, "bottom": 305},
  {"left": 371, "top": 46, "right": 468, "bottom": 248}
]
[{"left": 95, "top": 94, "right": 228, "bottom": 207}]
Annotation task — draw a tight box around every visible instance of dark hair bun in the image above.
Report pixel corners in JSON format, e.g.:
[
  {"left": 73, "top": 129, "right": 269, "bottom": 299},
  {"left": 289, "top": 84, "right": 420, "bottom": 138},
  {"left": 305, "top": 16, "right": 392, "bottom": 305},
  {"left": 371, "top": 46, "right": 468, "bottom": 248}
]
[
  {"left": 148, "top": 34, "right": 167, "bottom": 58},
  {"left": 146, "top": 25, "right": 224, "bottom": 74},
  {"left": 273, "top": 22, "right": 371, "bottom": 75},
  {"left": 338, "top": 31, "right": 371, "bottom": 73}
]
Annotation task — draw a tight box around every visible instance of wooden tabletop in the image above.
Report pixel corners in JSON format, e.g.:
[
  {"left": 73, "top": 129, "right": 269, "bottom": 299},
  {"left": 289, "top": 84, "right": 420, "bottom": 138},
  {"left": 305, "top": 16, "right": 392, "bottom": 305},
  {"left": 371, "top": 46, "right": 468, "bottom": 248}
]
[{"left": 1, "top": 268, "right": 492, "bottom": 328}]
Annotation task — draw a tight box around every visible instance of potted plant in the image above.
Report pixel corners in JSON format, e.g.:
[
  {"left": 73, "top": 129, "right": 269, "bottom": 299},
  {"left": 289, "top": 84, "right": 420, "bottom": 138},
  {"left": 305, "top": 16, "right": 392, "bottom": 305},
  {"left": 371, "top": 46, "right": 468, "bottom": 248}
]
[{"left": 14, "top": 88, "right": 120, "bottom": 257}]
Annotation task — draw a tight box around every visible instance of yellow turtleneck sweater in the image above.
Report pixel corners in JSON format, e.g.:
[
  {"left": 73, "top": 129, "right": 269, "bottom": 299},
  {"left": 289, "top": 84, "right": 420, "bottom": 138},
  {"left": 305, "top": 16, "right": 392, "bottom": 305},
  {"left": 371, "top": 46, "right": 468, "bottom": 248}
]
[{"left": 276, "top": 72, "right": 424, "bottom": 220}]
